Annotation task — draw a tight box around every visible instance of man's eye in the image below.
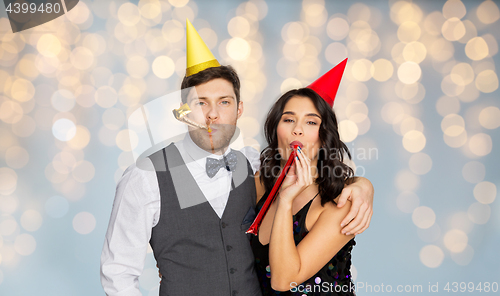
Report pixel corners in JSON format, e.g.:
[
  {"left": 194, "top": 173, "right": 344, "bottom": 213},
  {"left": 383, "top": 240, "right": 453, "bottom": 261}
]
[
  {"left": 196, "top": 102, "right": 205, "bottom": 106},
  {"left": 221, "top": 101, "right": 230, "bottom": 105}
]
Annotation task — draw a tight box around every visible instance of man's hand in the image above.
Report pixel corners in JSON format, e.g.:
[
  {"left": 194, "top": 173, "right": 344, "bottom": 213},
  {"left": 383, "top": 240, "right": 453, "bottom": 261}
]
[
  {"left": 337, "top": 177, "right": 374, "bottom": 235},
  {"left": 157, "top": 263, "right": 162, "bottom": 283}
]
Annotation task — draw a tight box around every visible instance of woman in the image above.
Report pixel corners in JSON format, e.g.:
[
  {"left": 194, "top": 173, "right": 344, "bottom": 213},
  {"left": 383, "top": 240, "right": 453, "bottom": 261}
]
[{"left": 251, "top": 87, "right": 356, "bottom": 295}]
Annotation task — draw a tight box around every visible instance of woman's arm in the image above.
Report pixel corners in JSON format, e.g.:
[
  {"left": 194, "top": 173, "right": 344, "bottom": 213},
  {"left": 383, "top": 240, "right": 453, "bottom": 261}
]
[
  {"left": 269, "top": 198, "right": 354, "bottom": 291},
  {"left": 268, "top": 148, "right": 355, "bottom": 291}
]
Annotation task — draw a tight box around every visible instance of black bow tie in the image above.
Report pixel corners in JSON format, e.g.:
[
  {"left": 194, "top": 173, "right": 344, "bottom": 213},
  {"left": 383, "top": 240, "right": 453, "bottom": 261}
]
[{"left": 205, "top": 151, "right": 237, "bottom": 178}]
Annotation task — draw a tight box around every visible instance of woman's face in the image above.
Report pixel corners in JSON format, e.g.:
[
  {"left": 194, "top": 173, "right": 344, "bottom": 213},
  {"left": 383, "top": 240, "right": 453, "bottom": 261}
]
[{"left": 276, "top": 95, "right": 323, "bottom": 165}]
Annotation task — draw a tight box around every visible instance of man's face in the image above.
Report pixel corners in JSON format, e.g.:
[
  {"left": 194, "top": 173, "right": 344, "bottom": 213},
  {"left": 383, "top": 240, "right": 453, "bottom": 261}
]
[{"left": 185, "top": 78, "right": 243, "bottom": 154}]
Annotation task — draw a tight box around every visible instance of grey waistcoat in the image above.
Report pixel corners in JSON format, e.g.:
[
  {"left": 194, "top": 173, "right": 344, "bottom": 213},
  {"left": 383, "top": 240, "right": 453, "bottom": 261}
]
[{"left": 148, "top": 144, "right": 262, "bottom": 296}]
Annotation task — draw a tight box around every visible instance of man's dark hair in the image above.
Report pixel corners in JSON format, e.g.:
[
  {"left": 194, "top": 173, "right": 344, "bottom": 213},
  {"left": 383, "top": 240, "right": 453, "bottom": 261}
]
[{"left": 180, "top": 65, "right": 241, "bottom": 105}]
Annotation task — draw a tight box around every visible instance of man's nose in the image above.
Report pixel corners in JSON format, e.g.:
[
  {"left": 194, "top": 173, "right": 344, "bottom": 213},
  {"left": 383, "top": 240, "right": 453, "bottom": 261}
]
[{"left": 206, "top": 106, "right": 219, "bottom": 122}]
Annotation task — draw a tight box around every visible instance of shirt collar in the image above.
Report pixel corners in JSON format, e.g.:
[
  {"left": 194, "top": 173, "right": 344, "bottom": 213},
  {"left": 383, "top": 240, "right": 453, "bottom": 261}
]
[{"left": 182, "top": 132, "right": 232, "bottom": 165}]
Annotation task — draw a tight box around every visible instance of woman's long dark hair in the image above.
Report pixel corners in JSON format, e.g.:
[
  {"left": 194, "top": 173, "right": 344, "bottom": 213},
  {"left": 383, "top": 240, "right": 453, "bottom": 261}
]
[{"left": 259, "top": 88, "right": 354, "bottom": 206}]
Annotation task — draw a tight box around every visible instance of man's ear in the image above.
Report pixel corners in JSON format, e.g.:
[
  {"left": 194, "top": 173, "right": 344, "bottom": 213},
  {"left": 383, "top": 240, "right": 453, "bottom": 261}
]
[{"left": 237, "top": 101, "right": 243, "bottom": 119}]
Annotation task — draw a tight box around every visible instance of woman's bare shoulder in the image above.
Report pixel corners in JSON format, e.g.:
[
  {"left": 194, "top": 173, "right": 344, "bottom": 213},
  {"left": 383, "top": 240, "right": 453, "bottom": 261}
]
[{"left": 308, "top": 196, "right": 352, "bottom": 229}]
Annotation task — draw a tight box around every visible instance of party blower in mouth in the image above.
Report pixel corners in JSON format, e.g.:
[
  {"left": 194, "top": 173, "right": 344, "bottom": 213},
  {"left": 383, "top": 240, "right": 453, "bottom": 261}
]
[
  {"left": 246, "top": 141, "right": 303, "bottom": 235},
  {"left": 173, "top": 103, "right": 212, "bottom": 132}
]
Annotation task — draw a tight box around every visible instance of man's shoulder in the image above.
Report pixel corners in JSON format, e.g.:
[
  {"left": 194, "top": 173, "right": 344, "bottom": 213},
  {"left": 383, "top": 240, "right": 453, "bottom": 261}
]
[
  {"left": 235, "top": 146, "right": 260, "bottom": 174},
  {"left": 121, "top": 157, "right": 157, "bottom": 183}
]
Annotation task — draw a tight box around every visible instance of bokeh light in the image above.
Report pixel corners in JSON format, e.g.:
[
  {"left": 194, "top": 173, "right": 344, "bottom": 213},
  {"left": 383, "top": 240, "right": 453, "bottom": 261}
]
[
  {"left": 51, "top": 90, "right": 76, "bottom": 112},
  {"left": 70, "top": 47, "right": 95, "bottom": 70},
  {"left": 370, "top": 59, "right": 393, "bottom": 82},
  {"left": 468, "top": 133, "right": 492, "bottom": 156},
  {"left": 20, "top": 210, "right": 43, "bottom": 232},
  {"left": 441, "top": 114, "right": 465, "bottom": 137},
  {"left": 449, "top": 211, "right": 473, "bottom": 234},
  {"left": 396, "top": 191, "right": 420, "bottom": 214},
  {"left": 462, "top": 161, "right": 485, "bottom": 184},
  {"left": 441, "top": 18, "right": 465, "bottom": 41},
  {"left": 409, "top": 153, "right": 432, "bottom": 175},
  {"left": 338, "top": 120, "right": 359, "bottom": 142},
  {"left": 0, "top": 167, "right": 18, "bottom": 196},
  {"left": 5, "top": 146, "right": 29, "bottom": 169},
  {"left": 475, "top": 69, "right": 499, "bottom": 93},
  {"left": 419, "top": 245, "right": 444, "bottom": 268},
  {"left": 45, "top": 196, "right": 69, "bottom": 219},
  {"left": 442, "top": 0, "right": 466, "bottom": 20},
  {"left": 398, "top": 62, "right": 421, "bottom": 84},
  {"left": 227, "top": 38, "right": 251, "bottom": 61},
  {"left": 398, "top": 22, "right": 421, "bottom": 43},
  {"left": 467, "top": 202, "right": 490, "bottom": 224},
  {"left": 72, "top": 161, "right": 96, "bottom": 183},
  {"left": 52, "top": 118, "right": 77, "bottom": 142},
  {"left": 72, "top": 212, "right": 97, "bottom": 235},
  {"left": 476, "top": 0, "right": 500, "bottom": 24},
  {"left": 152, "top": 56, "right": 175, "bottom": 79},
  {"left": 412, "top": 206, "right": 436, "bottom": 229},
  {"left": 417, "top": 224, "right": 441, "bottom": 243},
  {"left": 14, "top": 234, "right": 36, "bottom": 256},
  {"left": 327, "top": 17, "right": 349, "bottom": 41},
  {"left": 478, "top": 106, "right": 500, "bottom": 129},
  {"left": 450, "top": 245, "right": 474, "bottom": 266},
  {"left": 10, "top": 78, "right": 35, "bottom": 102},
  {"left": 399, "top": 116, "right": 423, "bottom": 136},
  {"left": 396, "top": 170, "right": 420, "bottom": 192},
  {"left": 473, "top": 181, "right": 496, "bottom": 204},
  {"left": 402, "top": 130, "right": 426, "bottom": 153},
  {"left": 443, "top": 229, "right": 468, "bottom": 253},
  {"left": 0, "top": 0, "right": 497, "bottom": 293},
  {"left": 95, "top": 86, "right": 118, "bottom": 108}
]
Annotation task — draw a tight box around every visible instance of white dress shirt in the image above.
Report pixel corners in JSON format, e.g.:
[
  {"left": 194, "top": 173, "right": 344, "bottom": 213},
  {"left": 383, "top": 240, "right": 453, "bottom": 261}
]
[{"left": 100, "top": 133, "right": 260, "bottom": 296}]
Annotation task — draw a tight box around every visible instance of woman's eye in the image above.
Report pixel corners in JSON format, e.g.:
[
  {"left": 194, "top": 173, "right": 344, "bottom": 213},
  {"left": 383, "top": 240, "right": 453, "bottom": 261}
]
[
  {"left": 307, "top": 121, "right": 318, "bottom": 125},
  {"left": 283, "top": 118, "right": 294, "bottom": 123}
]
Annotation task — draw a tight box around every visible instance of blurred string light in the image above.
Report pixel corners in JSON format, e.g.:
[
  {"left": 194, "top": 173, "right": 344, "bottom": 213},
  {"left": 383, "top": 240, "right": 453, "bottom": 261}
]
[
  {"left": 0, "top": 0, "right": 498, "bottom": 284},
  {"left": 380, "top": 0, "right": 499, "bottom": 269},
  {"left": 220, "top": 0, "right": 268, "bottom": 151}
]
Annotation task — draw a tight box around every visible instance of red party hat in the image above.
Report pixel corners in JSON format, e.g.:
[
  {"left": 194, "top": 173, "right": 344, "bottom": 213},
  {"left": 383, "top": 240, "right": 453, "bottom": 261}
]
[{"left": 307, "top": 58, "right": 348, "bottom": 107}]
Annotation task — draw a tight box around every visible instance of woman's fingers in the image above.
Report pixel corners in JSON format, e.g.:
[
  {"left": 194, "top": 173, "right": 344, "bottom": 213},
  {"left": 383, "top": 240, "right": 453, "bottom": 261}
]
[
  {"left": 296, "top": 147, "right": 312, "bottom": 185},
  {"left": 294, "top": 151, "right": 304, "bottom": 184},
  {"left": 296, "top": 149, "right": 307, "bottom": 185}
]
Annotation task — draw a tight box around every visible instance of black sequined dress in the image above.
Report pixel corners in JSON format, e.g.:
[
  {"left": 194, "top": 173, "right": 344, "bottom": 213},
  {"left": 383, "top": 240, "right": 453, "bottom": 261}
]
[{"left": 250, "top": 191, "right": 356, "bottom": 295}]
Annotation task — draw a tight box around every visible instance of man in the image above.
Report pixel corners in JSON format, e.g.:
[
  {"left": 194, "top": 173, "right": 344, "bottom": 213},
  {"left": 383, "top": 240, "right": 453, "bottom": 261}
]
[{"left": 100, "top": 20, "right": 374, "bottom": 296}]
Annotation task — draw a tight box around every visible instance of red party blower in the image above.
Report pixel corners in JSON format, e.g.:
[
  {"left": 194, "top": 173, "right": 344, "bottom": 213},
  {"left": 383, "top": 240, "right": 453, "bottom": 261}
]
[{"left": 246, "top": 141, "right": 303, "bottom": 235}]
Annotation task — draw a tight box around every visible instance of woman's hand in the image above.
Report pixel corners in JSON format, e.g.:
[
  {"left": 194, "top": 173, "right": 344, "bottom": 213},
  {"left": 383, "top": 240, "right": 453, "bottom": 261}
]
[{"left": 278, "top": 147, "right": 313, "bottom": 204}]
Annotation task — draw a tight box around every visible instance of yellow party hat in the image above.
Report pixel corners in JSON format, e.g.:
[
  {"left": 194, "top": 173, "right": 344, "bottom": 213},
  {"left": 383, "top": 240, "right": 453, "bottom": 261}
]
[{"left": 186, "top": 19, "right": 220, "bottom": 76}]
